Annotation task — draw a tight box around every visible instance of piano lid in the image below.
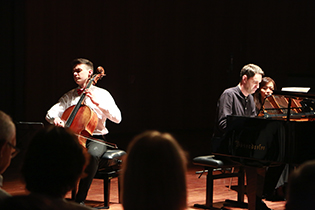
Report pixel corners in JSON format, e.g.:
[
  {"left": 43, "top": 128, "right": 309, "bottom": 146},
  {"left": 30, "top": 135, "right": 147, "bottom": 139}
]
[{"left": 258, "top": 90, "right": 315, "bottom": 121}]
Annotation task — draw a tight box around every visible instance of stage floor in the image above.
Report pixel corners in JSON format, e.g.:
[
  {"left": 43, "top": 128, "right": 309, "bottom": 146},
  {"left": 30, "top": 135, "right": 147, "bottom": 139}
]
[{"left": 2, "top": 166, "right": 285, "bottom": 210}]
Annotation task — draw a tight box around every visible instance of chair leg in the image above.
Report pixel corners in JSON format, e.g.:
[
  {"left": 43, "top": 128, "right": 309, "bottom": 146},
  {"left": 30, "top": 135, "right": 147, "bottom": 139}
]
[
  {"left": 71, "top": 188, "right": 76, "bottom": 200},
  {"left": 205, "top": 167, "right": 214, "bottom": 207},
  {"left": 228, "top": 167, "right": 234, "bottom": 191},
  {"left": 103, "top": 176, "right": 111, "bottom": 209},
  {"left": 194, "top": 167, "right": 221, "bottom": 209},
  {"left": 118, "top": 176, "right": 121, "bottom": 203},
  {"left": 237, "top": 167, "right": 245, "bottom": 202},
  {"left": 93, "top": 171, "right": 121, "bottom": 209},
  {"left": 224, "top": 167, "right": 248, "bottom": 209}
]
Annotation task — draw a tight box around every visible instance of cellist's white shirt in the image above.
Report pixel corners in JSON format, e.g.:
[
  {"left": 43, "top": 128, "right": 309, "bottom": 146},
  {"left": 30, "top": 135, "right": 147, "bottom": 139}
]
[{"left": 46, "top": 85, "right": 122, "bottom": 135}]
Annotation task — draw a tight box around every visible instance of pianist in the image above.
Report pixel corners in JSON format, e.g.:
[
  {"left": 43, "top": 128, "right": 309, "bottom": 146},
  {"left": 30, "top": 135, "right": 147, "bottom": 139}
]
[
  {"left": 212, "top": 64, "right": 272, "bottom": 210},
  {"left": 213, "top": 63, "right": 264, "bottom": 144}
]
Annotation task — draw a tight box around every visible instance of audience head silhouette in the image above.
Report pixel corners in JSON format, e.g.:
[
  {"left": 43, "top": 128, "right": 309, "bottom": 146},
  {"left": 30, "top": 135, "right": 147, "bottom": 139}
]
[
  {"left": 0, "top": 126, "right": 91, "bottom": 210},
  {"left": 21, "top": 126, "right": 89, "bottom": 198},
  {"left": 122, "top": 130, "right": 187, "bottom": 210},
  {"left": 0, "top": 110, "right": 17, "bottom": 202},
  {"left": 0, "top": 110, "right": 16, "bottom": 175},
  {"left": 286, "top": 160, "right": 315, "bottom": 210}
]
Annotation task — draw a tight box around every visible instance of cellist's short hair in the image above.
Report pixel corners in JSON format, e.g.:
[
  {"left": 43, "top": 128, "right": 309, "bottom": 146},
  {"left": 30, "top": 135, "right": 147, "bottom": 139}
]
[{"left": 72, "top": 58, "right": 94, "bottom": 72}]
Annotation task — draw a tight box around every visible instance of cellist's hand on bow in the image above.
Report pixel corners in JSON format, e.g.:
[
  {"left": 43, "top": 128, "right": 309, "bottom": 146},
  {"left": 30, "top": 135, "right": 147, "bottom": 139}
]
[
  {"left": 53, "top": 117, "right": 65, "bottom": 127},
  {"left": 85, "top": 88, "right": 100, "bottom": 106}
]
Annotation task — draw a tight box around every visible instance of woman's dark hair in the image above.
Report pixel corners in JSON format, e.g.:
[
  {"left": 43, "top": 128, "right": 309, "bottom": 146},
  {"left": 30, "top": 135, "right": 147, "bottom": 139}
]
[{"left": 254, "top": 77, "right": 276, "bottom": 112}]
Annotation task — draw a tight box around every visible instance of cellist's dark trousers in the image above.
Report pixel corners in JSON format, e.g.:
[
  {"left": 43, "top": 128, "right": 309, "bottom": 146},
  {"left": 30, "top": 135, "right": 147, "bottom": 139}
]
[{"left": 75, "top": 135, "right": 107, "bottom": 203}]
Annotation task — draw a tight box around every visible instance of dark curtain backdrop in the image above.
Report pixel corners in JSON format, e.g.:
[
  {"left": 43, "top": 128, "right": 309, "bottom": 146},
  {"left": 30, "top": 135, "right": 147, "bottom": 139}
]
[
  {"left": 1, "top": 1, "right": 25, "bottom": 120},
  {"left": 2, "top": 0, "right": 315, "bottom": 156}
]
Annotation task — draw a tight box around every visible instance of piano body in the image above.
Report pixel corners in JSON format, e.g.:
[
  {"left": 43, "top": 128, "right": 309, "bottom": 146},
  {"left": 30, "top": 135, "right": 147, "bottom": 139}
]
[{"left": 213, "top": 90, "right": 315, "bottom": 166}]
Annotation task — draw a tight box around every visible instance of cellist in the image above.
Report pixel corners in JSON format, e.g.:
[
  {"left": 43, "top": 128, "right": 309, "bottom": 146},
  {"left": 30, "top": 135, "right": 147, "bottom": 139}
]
[{"left": 45, "top": 58, "right": 122, "bottom": 205}]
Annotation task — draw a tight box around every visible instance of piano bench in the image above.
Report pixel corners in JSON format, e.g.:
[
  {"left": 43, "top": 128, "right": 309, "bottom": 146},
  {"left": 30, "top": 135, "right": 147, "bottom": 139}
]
[
  {"left": 193, "top": 155, "right": 247, "bottom": 210},
  {"left": 72, "top": 149, "right": 126, "bottom": 209}
]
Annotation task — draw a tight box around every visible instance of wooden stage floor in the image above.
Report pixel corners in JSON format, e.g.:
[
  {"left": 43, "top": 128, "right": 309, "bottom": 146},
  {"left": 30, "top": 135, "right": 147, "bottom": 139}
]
[{"left": 2, "top": 166, "right": 286, "bottom": 210}]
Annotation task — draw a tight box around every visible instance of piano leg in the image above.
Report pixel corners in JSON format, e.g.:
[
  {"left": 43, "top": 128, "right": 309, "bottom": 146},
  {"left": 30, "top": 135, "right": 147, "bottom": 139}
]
[{"left": 246, "top": 167, "right": 267, "bottom": 210}]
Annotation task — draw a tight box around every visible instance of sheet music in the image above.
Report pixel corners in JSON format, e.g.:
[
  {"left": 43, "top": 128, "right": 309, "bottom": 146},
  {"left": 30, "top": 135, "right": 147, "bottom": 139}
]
[{"left": 281, "top": 87, "right": 310, "bottom": 93}]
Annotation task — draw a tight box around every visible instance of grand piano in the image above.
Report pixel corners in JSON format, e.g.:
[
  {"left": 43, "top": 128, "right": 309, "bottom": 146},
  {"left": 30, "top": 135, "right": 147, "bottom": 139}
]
[
  {"left": 210, "top": 90, "right": 315, "bottom": 210},
  {"left": 214, "top": 89, "right": 315, "bottom": 166}
]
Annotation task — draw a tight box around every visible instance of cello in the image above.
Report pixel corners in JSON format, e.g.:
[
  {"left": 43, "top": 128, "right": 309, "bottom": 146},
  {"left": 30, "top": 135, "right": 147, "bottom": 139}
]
[{"left": 61, "top": 66, "right": 117, "bottom": 149}]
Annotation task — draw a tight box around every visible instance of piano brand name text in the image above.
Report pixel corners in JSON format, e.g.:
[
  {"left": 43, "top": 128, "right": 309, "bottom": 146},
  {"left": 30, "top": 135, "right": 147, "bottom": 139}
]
[{"left": 235, "top": 140, "right": 266, "bottom": 150}]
